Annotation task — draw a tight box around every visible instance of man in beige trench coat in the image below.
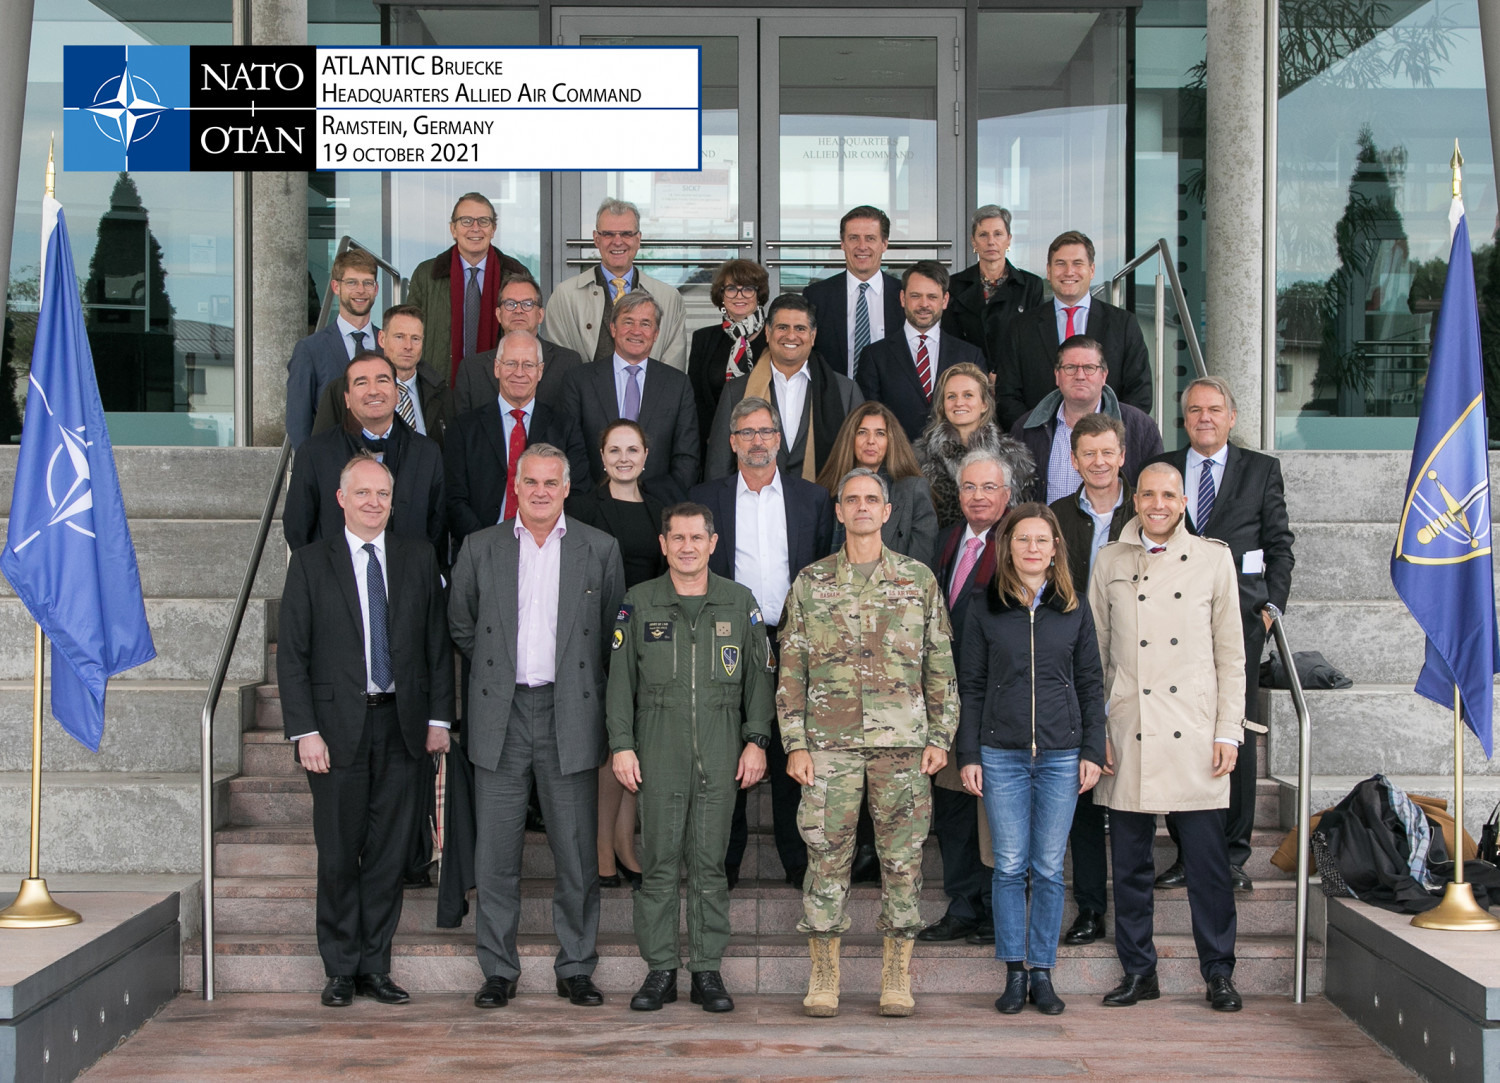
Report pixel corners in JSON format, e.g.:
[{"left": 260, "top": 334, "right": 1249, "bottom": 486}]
[{"left": 1087, "top": 461, "right": 1246, "bottom": 1012}]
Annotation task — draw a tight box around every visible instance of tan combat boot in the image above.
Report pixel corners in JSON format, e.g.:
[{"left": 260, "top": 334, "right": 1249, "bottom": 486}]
[
  {"left": 803, "top": 936, "right": 841, "bottom": 1017},
  {"left": 878, "top": 936, "right": 915, "bottom": 1017}
]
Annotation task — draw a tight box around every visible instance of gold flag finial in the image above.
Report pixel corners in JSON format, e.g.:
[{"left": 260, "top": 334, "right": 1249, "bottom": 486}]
[
  {"left": 44, "top": 133, "right": 54, "bottom": 200},
  {"left": 1451, "top": 139, "right": 1464, "bottom": 200}
]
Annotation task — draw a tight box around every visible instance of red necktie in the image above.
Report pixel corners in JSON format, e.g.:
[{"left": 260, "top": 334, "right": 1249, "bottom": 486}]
[
  {"left": 916, "top": 334, "right": 933, "bottom": 399},
  {"left": 1064, "top": 306, "right": 1080, "bottom": 339},
  {"left": 503, "top": 408, "right": 527, "bottom": 519}
]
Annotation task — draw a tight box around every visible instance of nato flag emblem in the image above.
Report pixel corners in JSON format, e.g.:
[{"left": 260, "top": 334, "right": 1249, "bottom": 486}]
[{"left": 721, "top": 645, "right": 739, "bottom": 677}]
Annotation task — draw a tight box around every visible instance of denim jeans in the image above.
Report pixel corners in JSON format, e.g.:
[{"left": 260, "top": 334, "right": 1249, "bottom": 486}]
[{"left": 979, "top": 746, "right": 1080, "bottom": 970}]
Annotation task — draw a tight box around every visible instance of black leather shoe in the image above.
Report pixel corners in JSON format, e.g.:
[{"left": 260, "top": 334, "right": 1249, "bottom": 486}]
[
  {"left": 526, "top": 804, "right": 546, "bottom": 833},
  {"left": 995, "top": 969, "right": 1028, "bottom": 1014},
  {"left": 617, "top": 852, "right": 643, "bottom": 890},
  {"left": 355, "top": 973, "right": 410, "bottom": 1004},
  {"left": 1102, "top": 972, "right": 1160, "bottom": 1007},
  {"left": 917, "top": 914, "right": 976, "bottom": 942},
  {"left": 598, "top": 871, "right": 623, "bottom": 888},
  {"left": 321, "top": 975, "right": 354, "bottom": 1007},
  {"left": 1063, "top": 909, "right": 1106, "bottom": 945},
  {"left": 966, "top": 918, "right": 996, "bottom": 945},
  {"left": 629, "top": 969, "right": 678, "bottom": 1011},
  {"left": 557, "top": 974, "right": 604, "bottom": 1006},
  {"left": 1028, "top": 970, "right": 1065, "bottom": 1015},
  {"left": 690, "top": 970, "right": 734, "bottom": 1013},
  {"left": 785, "top": 864, "right": 807, "bottom": 890},
  {"left": 1207, "top": 974, "right": 1243, "bottom": 1012},
  {"left": 473, "top": 975, "right": 517, "bottom": 1008},
  {"left": 724, "top": 863, "right": 740, "bottom": 891},
  {"left": 402, "top": 869, "right": 433, "bottom": 888},
  {"left": 1230, "top": 864, "right": 1254, "bottom": 892},
  {"left": 851, "top": 843, "right": 880, "bottom": 883},
  {"left": 1154, "top": 860, "right": 1186, "bottom": 888}
]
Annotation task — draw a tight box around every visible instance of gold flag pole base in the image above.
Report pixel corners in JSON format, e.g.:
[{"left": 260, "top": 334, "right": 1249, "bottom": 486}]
[
  {"left": 0, "top": 878, "right": 81, "bottom": 928},
  {"left": 1411, "top": 881, "right": 1500, "bottom": 931}
]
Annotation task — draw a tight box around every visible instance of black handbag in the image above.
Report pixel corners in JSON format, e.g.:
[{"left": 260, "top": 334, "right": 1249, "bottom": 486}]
[{"left": 1480, "top": 800, "right": 1500, "bottom": 866}]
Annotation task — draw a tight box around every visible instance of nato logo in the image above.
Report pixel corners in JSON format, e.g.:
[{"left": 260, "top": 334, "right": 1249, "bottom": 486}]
[{"left": 63, "top": 46, "right": 190, "bottom": 171}]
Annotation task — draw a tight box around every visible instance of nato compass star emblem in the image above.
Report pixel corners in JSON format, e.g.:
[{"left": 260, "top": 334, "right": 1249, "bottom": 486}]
[
  {"left": 10, "top": 395, "right": 95, "bottom": 556},
  {"left": 85, "top": 62, "right": 167, "bottom": 153}
]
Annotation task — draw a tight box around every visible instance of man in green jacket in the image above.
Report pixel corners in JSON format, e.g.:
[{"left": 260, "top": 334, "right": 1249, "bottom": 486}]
[{"left": 607, "top": 502, "right": 775, "bottom": 1014}]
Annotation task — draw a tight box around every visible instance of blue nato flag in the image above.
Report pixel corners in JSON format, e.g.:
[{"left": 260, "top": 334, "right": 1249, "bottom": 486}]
[
  {"left": 1390, "top": 199, "right": 1500, "bottom": 758},
  {"left": 0, "top": 198, "right": 155, "bottom": 751}
]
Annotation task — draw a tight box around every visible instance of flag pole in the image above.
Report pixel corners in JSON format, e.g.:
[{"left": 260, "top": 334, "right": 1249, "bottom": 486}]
[{"left": 0, "top": 138, "right": 82, "bottom": 928}]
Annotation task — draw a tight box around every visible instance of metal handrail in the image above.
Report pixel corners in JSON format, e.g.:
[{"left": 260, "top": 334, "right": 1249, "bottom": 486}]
[
  {"left": 198, "top": 234, "right": 402, "bottom": 1000},
  {"left": 766, "top": 239, "right": 951, "bottom": 249},
  {"left": 1265, "top": 602, "right": 1313, "bottom": 1004},
  {"left": 1108, "top": 238, "right": 1208, "bottom": 424},
  {"left": 564, "top": 238, "right": 753, "bottom": 247}
]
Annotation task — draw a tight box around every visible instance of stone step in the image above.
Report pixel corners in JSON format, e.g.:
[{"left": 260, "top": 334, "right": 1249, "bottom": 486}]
[
  {"left": 0, "top": 771, "right": 232, "bottom": 874},
  {"left": 0, "top": 446, "right": 289, "bottom": 519},
  {"left": 1276, "top": 773, "right": 1500, "bottom": 842},
  {"left": 210, "top": 874, "right": 1303, "bottom": 939},
  {"left": 1275, "top": 449, "right": 1500, "bottom": 524},
  {"left": 1273, "top": 600, "right": 1422, "bottom": 685},
  {"left": 241, "top": 730, "right": 299, "bottom": 776},
  {"left": 0, "top": 519, "right": 287, "bottom": 600},
  {"left": 181, "top": 930, "right": 1322, "bottom": 996},
  {"left": 0, "top": 598, "right": 268, "bottom": 682},
  {"left": 0, "top": 680, "right": 253, "bottom": 774},
  {"left": 1290, "top": 523, "right": 1500, "bottom": 602}
]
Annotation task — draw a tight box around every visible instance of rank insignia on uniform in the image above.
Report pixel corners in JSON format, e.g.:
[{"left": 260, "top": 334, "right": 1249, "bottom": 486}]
[
  {"left": 645, "top": 621, "right": 673, "bottom": 641},
  {"left": 721, "top": 645, "right": 739, "bottom": 677},
  {"left": 749, "top": 608, "right": 763, "bottom": 626},
  {"left": 715, "top": 621, "right": 732, "bottom": 637},
  {"left": 617, "top": 603, "right": 633, "bottom": 623},
  {"left": 611, "top": 628, "right": 624, "bottom": 651}
]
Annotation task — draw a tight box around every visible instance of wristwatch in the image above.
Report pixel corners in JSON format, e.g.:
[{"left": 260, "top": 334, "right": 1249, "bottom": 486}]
[{"left": 744, "top": 734, "right": 771, "bottom": 750}]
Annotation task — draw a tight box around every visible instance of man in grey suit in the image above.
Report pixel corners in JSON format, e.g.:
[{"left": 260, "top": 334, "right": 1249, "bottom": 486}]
[
  {"left": 453, "top": 273, "right": 584, "bottom": 414},
  {"left": 449, "top": 443, "right": 625, "bottom": 1009},
  {"left": 286, "top": 247, "right": 381, "bottom": 448}
]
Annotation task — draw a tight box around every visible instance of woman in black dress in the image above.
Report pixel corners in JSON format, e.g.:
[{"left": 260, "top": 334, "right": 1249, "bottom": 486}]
[
  {"left": 687, "top": 259, "right": 769, "bottom": 462},
  {"left": 566, "top": 419, "right": 665, "bottom": 888}
]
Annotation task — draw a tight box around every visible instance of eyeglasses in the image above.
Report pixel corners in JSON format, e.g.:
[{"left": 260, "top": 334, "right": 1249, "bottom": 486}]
[
  {"left": 722, "top": 285, "right": 758, "bottom": 298},
  {"left": 958, "top": 482, "right": 1006, "bottom": 496},
  {"left": 500, "top": 299, "right": 539, "bottom": 312},
  {"left": 596, "top": 230, "right": 640, "bottom": 240},
  {"left": 452, "top": 216, "right": 496, "bottom": 229},
  {"left": 1056, "top": 363, "right": 1104, "bottom": 376},
  {"left": 338, "top": 277, "right": 377, "bottom": 291},
  {"left": 498, "top": 360, "right": 542, "bottom": 373},
  {"left": 1014, "top": 535, "right": 1055, "bottom": 549},
  {"left": 731, "top": 427, "right": 779, "bottom": 440}
]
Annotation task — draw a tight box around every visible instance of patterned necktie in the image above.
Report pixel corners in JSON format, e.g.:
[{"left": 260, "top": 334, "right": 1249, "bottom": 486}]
[
  {"left": 1149, "top": 545, "right": 1166, "bottom": 554},
  {"left": 463, "top": 266, "right": 481, "bottom": 358},
  {"left": 1064, "top": 306, "right": 1080, "bottom": 339},
  {"left": 503, "top": 409, "right": 527, "bottom": 520},
  {"left": 611, "top": 276, "right": 628, "bottom": 300},
  {"left": 623, "top": 364, "right": 642, "bottom": 421},
  {"left": 396, "top": 382, "right": 417, "bottom": 428},
  {"left": 915, "top": 334, "right": 933, "bottom": 399},
  {"left": 1197, "top": 459, "right": 1217, "bottom": 528},
  {"left": 852, "top": 281, "right": 871, "bottom": 377},
  {"left": 350, "top": 329, "right": 367, "bottom": 356},
  {"left": 363, "top": 543, "right": 393, "bottom": 692},
  {"left": 949, "top": 537, "right": 984, "bottom": 608}
]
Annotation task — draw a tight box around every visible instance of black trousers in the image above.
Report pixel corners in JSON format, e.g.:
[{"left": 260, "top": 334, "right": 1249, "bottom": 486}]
[
  {"left": 306, "top": 702, "right": 420, "bottom": 978},
  {"left": 727, "top": 737, "right": 808, "bottom": 875},
  {"left": 931, "top": 783, "right": 990, "bottom": 922},
  {"left": 1111, "top": 807, "right": 1236, "bottom": 982},
  {"left": 1069, "top": 787, "right": 1109, "bottom": 914}
]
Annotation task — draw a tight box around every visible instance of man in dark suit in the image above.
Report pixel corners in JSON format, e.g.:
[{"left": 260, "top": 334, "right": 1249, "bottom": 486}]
[
  {"left": 449, "top": 444, "right": 625, "bottom": 1009},
  {"left": 855, "top": 260, "right": 985, "bottom": 443},
  {"left": 286, "top": 248, "right": 381, "bottom": 448},
  {"left": 278, "top": 454, "right": 454, "bottom": 1008},
  {"left": 997, "top": 230, "right": 1152, "bottom": 431},
  {"left": 703, "top": 294, "right": 863, "bottom": 482},
  {"left": 690, "top": 396, "right": 835, "bottom": 889},
  {"left": 453, "top": 273, "right": 583, "bottom": 414},
  {"left": 556, "top": 292, "right": 699, "bottom": 502},
  {"left": 802, "top": 206, "right": 905, "bottom": 380},
  {"left": 919, "top": 448, "right": 1011, "bottom": 945},
  {"left": 1149, "top": 376, "right": 1295, "bottom": 892},
  {"left": 445, "top": 330, "right": 556, "bottom": 552},
  {"left": 283, "top": 353, "right": 446, "bottom": 555},
  {"left": 312, "top": 304, "right": 456, "bottom": 451}
]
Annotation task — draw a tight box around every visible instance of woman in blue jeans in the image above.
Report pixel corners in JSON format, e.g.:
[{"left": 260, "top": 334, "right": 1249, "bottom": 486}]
[{"left": 956, "top": 502, "right": 1106, "bottom": 1015}]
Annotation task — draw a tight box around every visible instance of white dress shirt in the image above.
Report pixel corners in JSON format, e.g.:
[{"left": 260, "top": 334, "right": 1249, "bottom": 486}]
[
  {"left": 903, "top": 321, "right": 940, "bottom": 372},
  {"left": 1185, "top": 444, "right": 1230, "bottom": 527},
  {"left": 1054, "top": 293, "right": 1092, "bottom": 341},
  {"left": 612, "top": 352, "right": 649, "bottom": 417},
  {"left": 845, "top": 271, "right": 886, "bottom": 374},
  {"left": 515, "top": 513, "right": 566, "bottom": 686},
  {"left": 734, "top": 470, "right": 791, "bottom": 626},
  {"left": 771, "top": 361, "right": 812, "bottom": 450},
  {"left": 336, "top": 314, "right": 376, "bottom": 359}
]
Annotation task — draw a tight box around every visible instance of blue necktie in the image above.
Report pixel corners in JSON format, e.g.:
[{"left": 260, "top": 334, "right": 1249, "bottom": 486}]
[
  {"left": 363, "top": 543, "right": 393, "bottom": 692},
  {"left": 852, "top": 281, "right": 871, "bottom": 376},
  {"left": 1197, "top": 459, "right": 1216, "bottom": 529}
]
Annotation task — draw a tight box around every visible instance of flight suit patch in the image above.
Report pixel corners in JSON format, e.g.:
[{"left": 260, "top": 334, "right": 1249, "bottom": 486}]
[
  {"left": 721, "top": 645, "right": 739, "bottom": 677},
  {"left": 715, "top": 621, "right": 732, "bottom": 637},
  {"left": 645, "top": 621, "right": 673, "bottom": 642},
  {"left": 611, "top": 628, "right": 624, "bottom": 651},
  {"left": 617, "top": 604, "right": 633, "bottom": 623},
  {"left": 749, "top": 607, "right": 764, "bottom": 626}
]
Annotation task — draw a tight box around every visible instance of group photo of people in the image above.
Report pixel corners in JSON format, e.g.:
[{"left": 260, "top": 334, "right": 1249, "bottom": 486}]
[{"left": 276, "top": 191, "right": 1295, "bottom": 1021}]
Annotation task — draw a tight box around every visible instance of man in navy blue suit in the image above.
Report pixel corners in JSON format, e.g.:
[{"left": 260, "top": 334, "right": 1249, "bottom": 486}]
[
  {"left": 287, "top": 248, "right": 381, "bottom": 448},
  {"left": 802, "top": 206, "right": 905, "bottom": 381},
  {"left": 690, "top": 396, "right": 835, "bottom": 889},
  {"left": 855, "top": 260, "right": 986, "bottom": 442}
]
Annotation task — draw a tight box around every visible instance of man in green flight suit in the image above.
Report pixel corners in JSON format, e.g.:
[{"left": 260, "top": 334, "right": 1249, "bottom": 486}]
[
  {"left": 607, "top": 502, "right": 776, "bottom": 1014},
  {"left": 778, "top": 466, "right": 958, "bottom": 1019}
]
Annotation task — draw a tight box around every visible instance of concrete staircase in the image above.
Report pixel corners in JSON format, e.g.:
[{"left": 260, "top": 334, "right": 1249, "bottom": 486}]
[
  {"left": 0, "top": 448, "right": 285, "bottom": 876},
  {"left": 1269, "top": 451, "right": 1500, "bottom": 839}
]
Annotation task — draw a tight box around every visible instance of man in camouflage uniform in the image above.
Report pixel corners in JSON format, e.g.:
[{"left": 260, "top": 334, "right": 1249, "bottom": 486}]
[
  {"left": 778, "top": 466, "right": 958, "bottom": 1018},
  {"left": 607, "top": 503, "right": 776, "bottom": 1014}
]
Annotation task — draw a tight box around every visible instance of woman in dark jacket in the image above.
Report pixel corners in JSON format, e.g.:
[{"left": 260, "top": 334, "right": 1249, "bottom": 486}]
[
  {"left": 942, "top": 205, "right": 1045, "bottom": 375},
  {"left": 687, "top": 259, "right": 769, "bottom": 462},
  {"left": 956, "top": 502, "right": 1106, "bottom": 1017},
  {"left": 815, "top": 402, "right": 939, "bottom": 568}
]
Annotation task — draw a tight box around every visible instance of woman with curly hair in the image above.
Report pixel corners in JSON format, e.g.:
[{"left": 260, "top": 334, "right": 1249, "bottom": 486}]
[{"left": 914, "top": 362, "right": 1034, "bottom": 529}]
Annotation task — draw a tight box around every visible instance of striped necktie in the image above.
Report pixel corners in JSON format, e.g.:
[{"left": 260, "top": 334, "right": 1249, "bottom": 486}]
[
  {"left": 852, "top": 281, "right": 871, "bottom": 377},
  {"left": 915, "top": 334, "right": 933, "bottom": 399},
  {"left": 396, "top": 382, "right": 418, "bottom": 429},
  {"left": 1197, "top": 459, "right": 1216, "bottom": 528}
]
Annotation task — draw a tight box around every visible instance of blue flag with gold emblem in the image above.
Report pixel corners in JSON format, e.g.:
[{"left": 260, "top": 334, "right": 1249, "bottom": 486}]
[{"left": 1390, "top": 198, "right": 1500, "bottom": 757}]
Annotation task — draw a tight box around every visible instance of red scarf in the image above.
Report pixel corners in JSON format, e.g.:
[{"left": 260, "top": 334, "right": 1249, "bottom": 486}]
[{"left": 448, "top": 246, "right": 502, "bottom": 382}]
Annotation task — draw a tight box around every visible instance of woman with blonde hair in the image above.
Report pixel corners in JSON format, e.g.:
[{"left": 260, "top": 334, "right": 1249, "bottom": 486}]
[
  {"left": 816, "top": 402, "right": 938, "bottom": 568},
  {"left": 914, "top": 362, "right": 1034, "bottom": 529}
]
